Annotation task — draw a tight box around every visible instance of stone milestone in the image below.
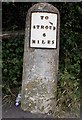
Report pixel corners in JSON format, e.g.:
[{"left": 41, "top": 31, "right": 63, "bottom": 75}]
[{"left": 21, "top": 3, "right": 60, "bottom": 116}]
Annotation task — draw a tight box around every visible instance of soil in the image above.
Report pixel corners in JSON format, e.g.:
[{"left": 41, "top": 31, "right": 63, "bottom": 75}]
[
  {"left": 2, "top": 101, "right": 53, "bottom": 118},
  {"left": 2, "top": 100, "right": 81, "bottom": 119}
]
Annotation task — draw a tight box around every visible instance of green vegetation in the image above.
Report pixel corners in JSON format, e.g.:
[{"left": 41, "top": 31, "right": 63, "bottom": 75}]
[
  {"left": 2, "top": 2, "right": 82, "bottom": 117},
  {"left": 2, "top": 36, "right": 24, "bottom": 96}
]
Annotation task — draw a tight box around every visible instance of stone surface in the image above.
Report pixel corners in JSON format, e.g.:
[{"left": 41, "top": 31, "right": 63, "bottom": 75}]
[{"left": 21, "top": 3, "right": 60, "bottom": 116}]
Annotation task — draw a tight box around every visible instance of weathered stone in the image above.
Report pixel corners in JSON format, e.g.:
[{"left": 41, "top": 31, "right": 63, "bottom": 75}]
[{"left": 21, "top": 3, "right": 60, "bottom": 116}]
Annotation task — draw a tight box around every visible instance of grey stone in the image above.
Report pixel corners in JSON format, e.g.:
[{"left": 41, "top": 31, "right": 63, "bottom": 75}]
[{"left": 21, "top": 3, "right": 60, "bottom": 117}]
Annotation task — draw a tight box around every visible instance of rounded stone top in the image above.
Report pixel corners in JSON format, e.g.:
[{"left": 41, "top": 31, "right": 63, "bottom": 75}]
[{"left": 28, "top": 3, "right": 60, "bottom": 14}]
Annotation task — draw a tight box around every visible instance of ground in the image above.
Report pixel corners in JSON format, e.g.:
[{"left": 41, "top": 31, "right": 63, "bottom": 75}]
[
  {"left": 2, "top": 100, "right": 81, "bottom": 119},
  {"left": 2, "top": 101, "right": 53, "bottom": 118}
]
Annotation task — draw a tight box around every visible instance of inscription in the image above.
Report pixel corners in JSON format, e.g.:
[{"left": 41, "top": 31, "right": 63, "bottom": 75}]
[
  {"left": 30, "top": 12, "right": 57, "bottom": 48},
  {"left": 33, "top": 25, "right": 56, "bottom": 30}
]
